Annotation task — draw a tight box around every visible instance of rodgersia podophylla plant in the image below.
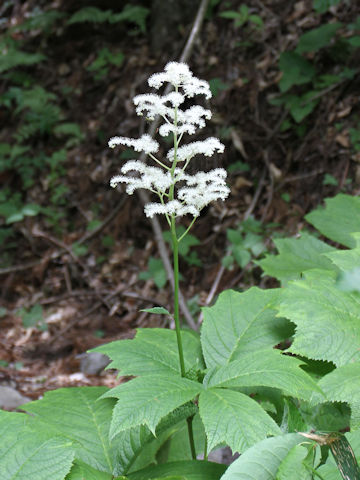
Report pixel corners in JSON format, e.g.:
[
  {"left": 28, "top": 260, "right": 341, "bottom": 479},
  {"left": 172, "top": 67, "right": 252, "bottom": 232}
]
[
  {"left": 108, "top": 62, "right": 229, "bottom": 459},
  {"left": 108, "top": 62, "right": 229, "bottom": 374}
]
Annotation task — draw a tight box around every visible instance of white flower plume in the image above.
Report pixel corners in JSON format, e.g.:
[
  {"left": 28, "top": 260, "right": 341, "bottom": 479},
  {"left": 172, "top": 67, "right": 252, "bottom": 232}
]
[
  {"left": 167, "top": 137, "right": 225, "bottom": 162},
  {"left": 144, "top": 200, "right": 200, "bottom": 218},
  {"left": 108, "top": 134, "right": 159, "bottom": 154},
  {"left": 133, "top": 92, "right": 185, "bottom": 120},
  {"left": 147, "top": 62, "right": 212, "bottom": 99},
  {"left": 178, "top": 169, "right": 230, "bottom": 211},
  {"left": 108, "top": 62, "right": 229, "bottom": 220},
  {"left": 110, "top": 160, "right": 173, "bottom": 194}
]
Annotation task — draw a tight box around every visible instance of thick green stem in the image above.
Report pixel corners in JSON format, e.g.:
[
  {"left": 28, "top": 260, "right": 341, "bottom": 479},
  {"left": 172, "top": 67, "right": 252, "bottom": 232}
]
[
  {"left": 203, "top": 436, "right": 208, "bottom": 461},
  {"left": 171, "top": 218, "right": 186, "bottom": 377},
  {"left": 169, "top": 86, "right": 196, "bottom": 457},
  {"left": 186, "top": 415, "right": 197, "bottom": 460}
]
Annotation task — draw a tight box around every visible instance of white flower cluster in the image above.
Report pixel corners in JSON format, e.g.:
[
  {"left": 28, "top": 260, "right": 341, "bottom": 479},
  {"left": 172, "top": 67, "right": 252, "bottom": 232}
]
[
  {"left": 148, "top": 62, "right": 212, "bottom": 99},
  {"left": 167, "top": 137, "right": 224, "bottom": 162},
  {"left": 108, "top": 134, "right": 159, "bottom": 154},
  {"left": 144, "top": 200, "right": 199, "bottom": 219},
  {"left": 110, "top": 160, "right": 173, "bottom": 195},
  {"left": 131, "top": 62, "right": 212, "bottom": 137},
  {"left": 109, "top": 62, "right": 229, "bottom": 220},
  {"left": 178, "top": 169, "right": 229, "bottom": 212}
]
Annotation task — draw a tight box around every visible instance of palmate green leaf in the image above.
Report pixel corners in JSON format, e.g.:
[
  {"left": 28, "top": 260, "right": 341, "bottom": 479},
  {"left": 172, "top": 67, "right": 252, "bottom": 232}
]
[
  {"left": 199, "top": 388, "right": 281, "bottom": 453},
  {"left": 201, "top": 288, "right": 292, "bottom": 368},
  {"left": 305, "top": 194, "right": 360, "bottom": 248},
  {"left": 277, "top": 271, "right": 360, "bottom": 366},
  {"left": 257, "top": 233, "right": 336, "bottom": 284},
  {"left": 0, "top": 411, "right": 74, "bottom": 480},
  {"left": 23, "top": 387, "right": 116, "bottom": 474},
  {"left": 127, "top": 460, "right": 226, "bottom": 480},
  {"left": 204, "top": 349, "right": 321, "bottom": 401},
  {"left": 220, "top": 433, "right": 305, "bottom": 480},
  {"left": 102, "top": 375, "right": 202, "bottom": 438},
  {"left": 93, "top": 328, "right": 203, "bottom": 376},
  {"left": 311, "top": 362, "right": 360, "bottom": 430}
]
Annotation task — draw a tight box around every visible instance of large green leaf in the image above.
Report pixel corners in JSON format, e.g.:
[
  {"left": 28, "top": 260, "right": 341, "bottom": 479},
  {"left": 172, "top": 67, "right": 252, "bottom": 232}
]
[
  {"left": 201, "top": 288, "right": 292, "bottom": 368},
  {"left": 220, "top": 433, "right": 305, "bottom": 479},
  {"left": 311, "top": 362, "right": 360, "bottom": 430},
  {"left": 198, "top": 388, "right": 280, "bottom": 453},
  {"left": 305, "top": 194, "right": 360, "bottom": 248},
  {"left": 278, "top": 52, "right": 316, "bottom": 92},
  {"left": 128, "top": 460, "right": 226, "bottom": 480},
  {"left": 296, "top": 22, "right": 342, "bottom": 53},
  {"left": 325, "top": 246, "right": 360, "bottom": 272},
  {"left": 277, "top": 444, "right": 312, "bottom": 480},
  {"left": 204, "top": 349, "right": 321, "bottom": 401},
  {"left": 112, "top": 425, "right": 155, "bottom": 475},
  {"left": 316, "top": 464, "right": 342, "bottom": 480},
  {"left": 257, "top": 233, "right": 336, "bottom": 284},
  {"left": 67, "top": 461, "right": 112, "bottom": 479},
  {"left": 156, "top": 414, "right": 206, "bottom": 463},
  {"left": 0, "top": 410, "right": 29, "bottom": 458},
  {"left": 102, "top": 375, "right": 202, "bottom": 438},
  {"left": 93, "top": 328, "right": 203, "bottom": 376},
  {"left": 0, "top": 411, "right": 74, "bottom": 480},
  {"left": 112, "top": 405, "right": 199, "bottom": 475},
  {"left": 278, "top": 271, "right": 360, "bottom": 366},
  {"left": 23, "top": 387, "right": 116, "bottom": 473}
]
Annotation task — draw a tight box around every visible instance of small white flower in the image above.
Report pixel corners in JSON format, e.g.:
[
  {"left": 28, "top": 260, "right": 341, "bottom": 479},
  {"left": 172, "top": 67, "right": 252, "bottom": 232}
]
[
  {"left": 133, "top": 92, "right": 185, "bottom": 119},
  {"left": 111, "top": 160, "right": 173, "bottom": 194},
  {"left": 144, "top": 200, "right": 200, "bottom": 218},
  {"left": 167, "top": 137, "right": 225, "bottom": 162},
  {"left": 158, "top": 123, "right": 195, "bottom": 137},
  {"left": 133, "top": 94, "right": 169, "bottom": 119},
  {"left": 183, "top": 77, "right": 212, "bottom": 99},
  {"left": 148, "top": 62, "right": 193, "bottom": 89},
  {"left": 165, "top": 91, "right": 185, "bottom": 107},
  {"left": 148, "top": 62, "right": 212, "bottom": 99},
  {"left": 108, "top": 134, "right": 159, "bottom": 154},
  {"left": 178, "top": 168, "right": 230, "bottom": 210}
]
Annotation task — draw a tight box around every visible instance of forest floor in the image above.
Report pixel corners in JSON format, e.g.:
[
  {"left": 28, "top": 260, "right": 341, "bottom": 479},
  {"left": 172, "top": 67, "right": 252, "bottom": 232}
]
[{"left": 1, "top": 0, "right": 359, "bottom": 405}]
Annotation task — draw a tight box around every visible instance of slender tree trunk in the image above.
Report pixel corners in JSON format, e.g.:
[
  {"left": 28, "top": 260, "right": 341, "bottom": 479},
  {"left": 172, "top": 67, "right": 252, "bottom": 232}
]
[{"left": 150, "top": 0, "right": 198, "bottom": 54}]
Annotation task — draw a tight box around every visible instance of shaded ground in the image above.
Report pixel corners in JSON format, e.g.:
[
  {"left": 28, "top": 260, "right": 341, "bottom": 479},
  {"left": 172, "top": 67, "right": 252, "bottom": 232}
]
[{"left": 0, "top": 0, "right": 359, "bottom": 402}]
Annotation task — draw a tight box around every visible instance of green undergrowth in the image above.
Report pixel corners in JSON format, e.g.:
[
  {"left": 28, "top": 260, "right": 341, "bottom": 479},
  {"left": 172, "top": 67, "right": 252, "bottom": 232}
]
[
  {"left": 0, "top": 3, "right": 149, "bottom": 266},
  {"left": 1, "top": 193, "right": 360, "bottom": 479}
]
